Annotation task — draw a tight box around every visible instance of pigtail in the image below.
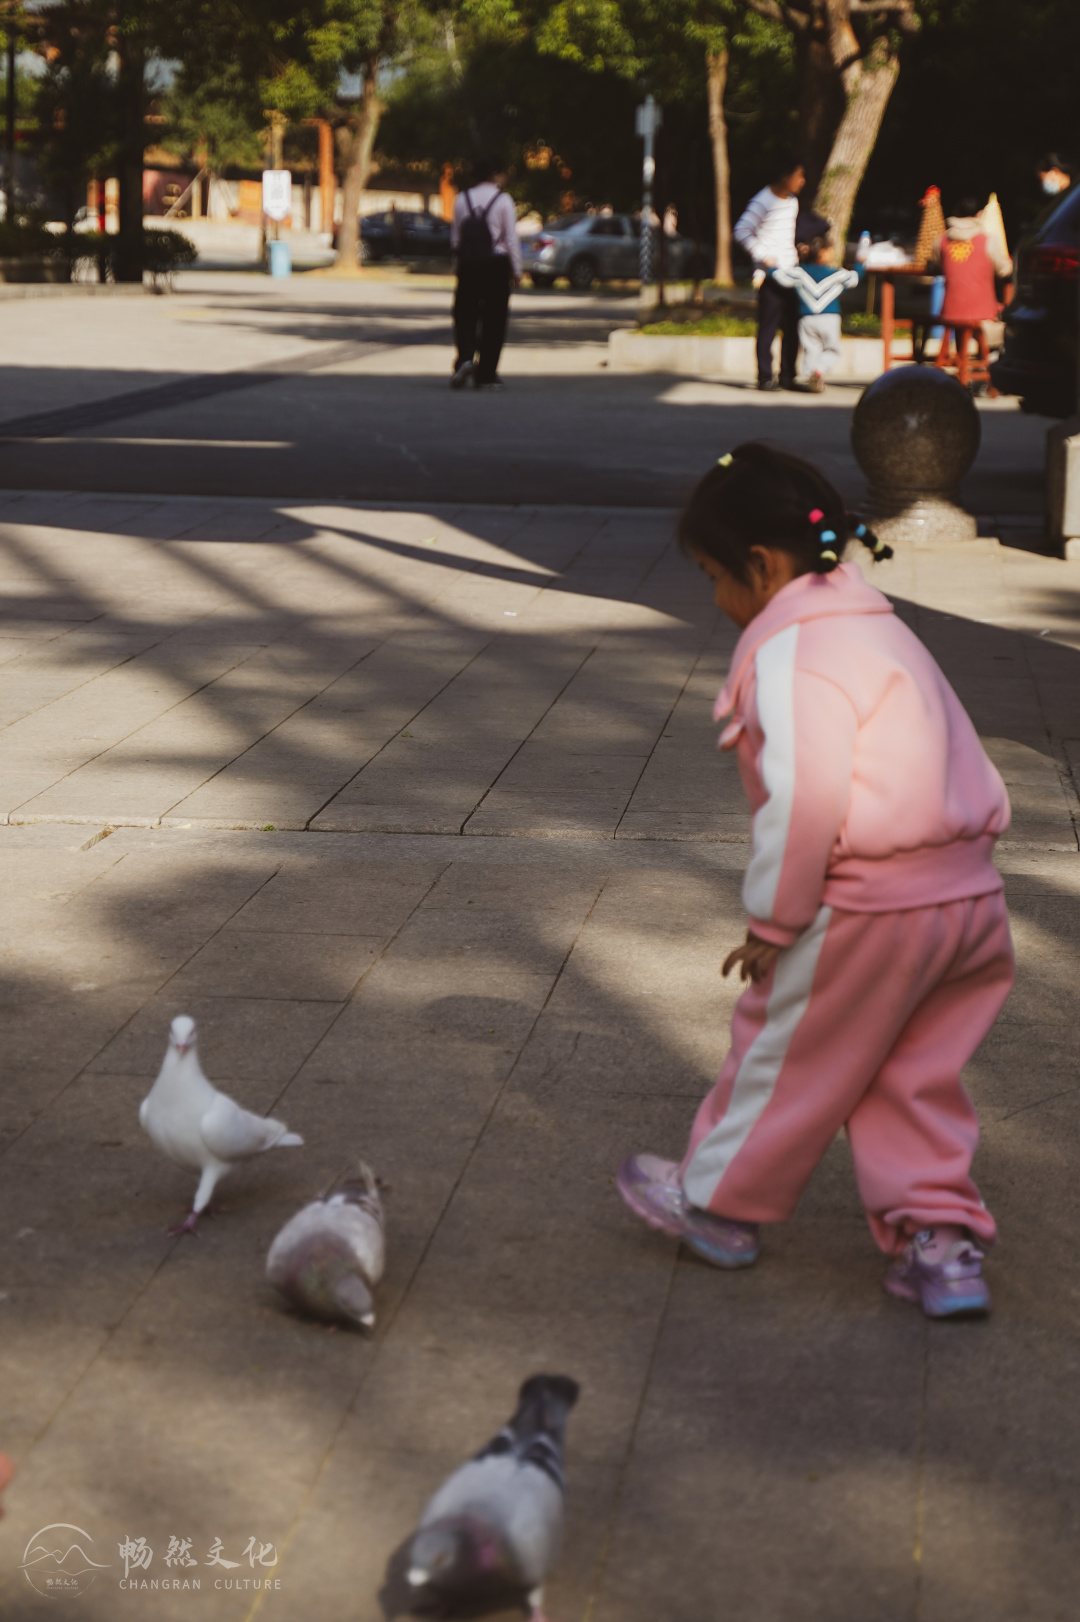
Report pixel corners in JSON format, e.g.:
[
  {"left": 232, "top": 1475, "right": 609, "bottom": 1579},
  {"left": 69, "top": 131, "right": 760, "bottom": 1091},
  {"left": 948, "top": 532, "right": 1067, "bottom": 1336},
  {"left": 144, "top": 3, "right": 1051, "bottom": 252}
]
[
  {"left": 680, "top": 442, "right": 888, "bottom": 583},
  {"left": 806, "top": 508, "right": 842, "bottom": 574},
  {"left": 847, "top": 515, "right": 894, "bottom": 563}
]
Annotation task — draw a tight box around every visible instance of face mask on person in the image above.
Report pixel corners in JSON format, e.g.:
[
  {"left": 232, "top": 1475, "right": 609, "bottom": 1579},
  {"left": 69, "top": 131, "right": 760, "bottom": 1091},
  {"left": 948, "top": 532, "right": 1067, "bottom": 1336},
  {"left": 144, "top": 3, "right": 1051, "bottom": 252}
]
[{"left": 1042, "top": 174, "right": 1069, "bottom": 196}]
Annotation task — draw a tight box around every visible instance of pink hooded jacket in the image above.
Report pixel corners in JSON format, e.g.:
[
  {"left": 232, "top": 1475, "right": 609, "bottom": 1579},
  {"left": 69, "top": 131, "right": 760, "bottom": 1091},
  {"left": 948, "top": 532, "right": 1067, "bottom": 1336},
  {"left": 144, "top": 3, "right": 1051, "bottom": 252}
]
[{"left": 716, "top": 561, "right": 1010, "bottom": 947}]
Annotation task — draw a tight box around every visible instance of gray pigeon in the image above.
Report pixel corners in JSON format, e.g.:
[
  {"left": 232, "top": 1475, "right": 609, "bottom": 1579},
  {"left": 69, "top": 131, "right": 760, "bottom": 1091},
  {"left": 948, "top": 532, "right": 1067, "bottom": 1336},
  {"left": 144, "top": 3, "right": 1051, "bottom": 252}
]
[
  {"left": 139, "top": 1015, "right": 303, "bottom": 1235},
  {"left": 406, "top": 1374, "right": 580, "bottom": 1622},
  {"left": 266, "top": 1159, "right": 386, "bottom": 1329}
]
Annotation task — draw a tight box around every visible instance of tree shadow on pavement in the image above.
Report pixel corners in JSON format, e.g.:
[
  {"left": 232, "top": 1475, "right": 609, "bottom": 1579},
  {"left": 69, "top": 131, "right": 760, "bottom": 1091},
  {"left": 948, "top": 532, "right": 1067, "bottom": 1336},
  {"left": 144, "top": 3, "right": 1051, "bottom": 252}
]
[{"left": 0, "top": 493, "right": 1076, "bottom": 1620}]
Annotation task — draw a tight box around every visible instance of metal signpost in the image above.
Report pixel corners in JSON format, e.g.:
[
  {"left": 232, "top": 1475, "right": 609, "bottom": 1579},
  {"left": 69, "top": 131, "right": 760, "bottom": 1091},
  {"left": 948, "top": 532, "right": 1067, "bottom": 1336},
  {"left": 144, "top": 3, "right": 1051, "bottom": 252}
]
[
  {"left": 261, "top": 170, "right": 292, "bottom": 276},
  {"left": 635, "top": 95, "right": 661, "bottom": 288}
]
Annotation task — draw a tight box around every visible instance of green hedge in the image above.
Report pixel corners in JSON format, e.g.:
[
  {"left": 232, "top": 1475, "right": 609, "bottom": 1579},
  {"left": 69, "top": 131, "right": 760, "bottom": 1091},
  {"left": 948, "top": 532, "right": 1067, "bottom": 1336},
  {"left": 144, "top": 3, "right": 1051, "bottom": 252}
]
[
  {"left": 0, "top": 216, "right": 60, "bottom": 259},
  {"left": 67, "top": 227, "right": 198, "bottom": 279}
]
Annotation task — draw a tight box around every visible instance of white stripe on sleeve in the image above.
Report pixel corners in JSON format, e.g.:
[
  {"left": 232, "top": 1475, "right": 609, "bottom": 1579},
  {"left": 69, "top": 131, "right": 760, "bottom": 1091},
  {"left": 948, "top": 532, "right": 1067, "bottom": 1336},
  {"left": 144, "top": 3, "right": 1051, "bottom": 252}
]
[
  {"left": 743, "top": 623, "right": 799, "bottom": 922},
  {"left": 682, "top": 904, "right": 832, "bottom": 1207}
]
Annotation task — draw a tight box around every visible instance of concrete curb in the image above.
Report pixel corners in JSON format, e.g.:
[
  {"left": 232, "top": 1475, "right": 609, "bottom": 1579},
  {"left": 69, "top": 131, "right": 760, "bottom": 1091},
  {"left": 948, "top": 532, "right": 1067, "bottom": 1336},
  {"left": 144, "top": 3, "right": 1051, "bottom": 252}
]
[
  {"left": 608, "top": 327, "right": 885, "bottom": 380},
  {"left": 0, "top": 281, "right": 157, "bottom": 300}
]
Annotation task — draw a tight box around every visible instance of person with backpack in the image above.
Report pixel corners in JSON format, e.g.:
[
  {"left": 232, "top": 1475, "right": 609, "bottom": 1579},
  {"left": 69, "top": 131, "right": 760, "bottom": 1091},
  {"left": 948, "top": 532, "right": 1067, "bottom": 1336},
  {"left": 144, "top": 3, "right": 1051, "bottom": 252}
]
[{"left": 450, "top": 159, "right": 523, "bottom": 392}]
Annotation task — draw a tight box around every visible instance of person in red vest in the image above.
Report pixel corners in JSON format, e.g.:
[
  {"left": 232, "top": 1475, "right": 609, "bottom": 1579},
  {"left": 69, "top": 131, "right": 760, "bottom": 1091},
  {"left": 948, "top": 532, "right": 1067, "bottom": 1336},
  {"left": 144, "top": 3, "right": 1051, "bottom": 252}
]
[{"left": 930, "top": 195, "right": 1012, "bottom": 324}]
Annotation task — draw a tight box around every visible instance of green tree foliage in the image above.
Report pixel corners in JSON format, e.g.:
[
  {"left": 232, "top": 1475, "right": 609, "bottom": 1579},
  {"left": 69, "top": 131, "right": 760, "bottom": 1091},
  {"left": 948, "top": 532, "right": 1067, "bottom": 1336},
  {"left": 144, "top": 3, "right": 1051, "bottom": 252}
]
[
  {"left": 160, "top": 63, "right": 266, "bottom": 172},
  {"left": 158, "top": 0, "right": 443, "bottom": 267},
  {"left": 378, "top": 0, "right": 792, "bottom": 276},
  {"left": 31, "top": 1, "right": 118, "bottom": 225}
]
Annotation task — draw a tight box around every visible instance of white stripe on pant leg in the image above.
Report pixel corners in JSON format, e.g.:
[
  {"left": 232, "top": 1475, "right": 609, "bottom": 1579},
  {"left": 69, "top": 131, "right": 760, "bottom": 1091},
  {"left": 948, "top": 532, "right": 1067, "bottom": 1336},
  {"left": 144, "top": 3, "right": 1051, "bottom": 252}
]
[{"left": 683, "top": 905, "right": 833, "bottom": 1210}]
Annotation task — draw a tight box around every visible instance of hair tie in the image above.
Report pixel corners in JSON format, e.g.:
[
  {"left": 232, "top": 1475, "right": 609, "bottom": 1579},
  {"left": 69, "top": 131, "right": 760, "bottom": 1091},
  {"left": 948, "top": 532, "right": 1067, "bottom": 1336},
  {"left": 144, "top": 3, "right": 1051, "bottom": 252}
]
[
  {"left": 717, "top": 452, "right": 734, "bottom": 467},
  {"left": 806, "top": 508, "right": 840, "bottom": 569}
]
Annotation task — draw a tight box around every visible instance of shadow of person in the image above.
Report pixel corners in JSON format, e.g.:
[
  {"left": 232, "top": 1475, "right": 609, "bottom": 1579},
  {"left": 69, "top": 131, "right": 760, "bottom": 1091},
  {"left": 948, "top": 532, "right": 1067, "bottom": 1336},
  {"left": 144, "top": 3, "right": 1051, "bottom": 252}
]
[{"left": 379, "top": 1535, "right": 531, "bottom": 1621}]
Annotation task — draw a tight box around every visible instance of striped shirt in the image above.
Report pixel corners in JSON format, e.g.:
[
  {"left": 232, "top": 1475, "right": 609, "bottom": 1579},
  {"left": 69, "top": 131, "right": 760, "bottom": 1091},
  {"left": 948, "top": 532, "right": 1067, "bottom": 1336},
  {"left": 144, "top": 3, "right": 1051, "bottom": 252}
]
[{"left": 733, "top": 187, "right": 799, "bottom": 270}]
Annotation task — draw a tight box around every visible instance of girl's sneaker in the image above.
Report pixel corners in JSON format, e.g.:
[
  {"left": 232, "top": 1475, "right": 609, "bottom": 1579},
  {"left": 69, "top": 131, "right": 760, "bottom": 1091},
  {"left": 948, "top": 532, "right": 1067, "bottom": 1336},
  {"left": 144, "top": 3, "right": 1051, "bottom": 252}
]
[
  {"left": 616, "top": 1153, "right": 760, "bottom": 1269},
  {"left": 885, "top": 1229, "right": 991, "bottom": 1318}
]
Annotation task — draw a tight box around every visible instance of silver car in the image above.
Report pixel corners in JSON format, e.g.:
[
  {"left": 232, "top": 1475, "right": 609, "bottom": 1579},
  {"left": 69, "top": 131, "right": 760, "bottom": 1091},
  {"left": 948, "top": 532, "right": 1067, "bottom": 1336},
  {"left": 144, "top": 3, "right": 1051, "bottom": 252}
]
[{"left": 521, "top": 212, "right": 695, "bottom": 290}]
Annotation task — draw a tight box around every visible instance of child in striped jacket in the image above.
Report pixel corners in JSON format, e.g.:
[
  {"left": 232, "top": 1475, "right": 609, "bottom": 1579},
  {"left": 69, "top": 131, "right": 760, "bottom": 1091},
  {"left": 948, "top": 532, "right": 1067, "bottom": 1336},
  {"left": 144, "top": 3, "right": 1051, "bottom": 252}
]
[
  {"left": 768, "top": 235, "right": 866, "bottom": 391},
  {"left": 617, "top": 443, "right": 1013, "bottom": 1319}
]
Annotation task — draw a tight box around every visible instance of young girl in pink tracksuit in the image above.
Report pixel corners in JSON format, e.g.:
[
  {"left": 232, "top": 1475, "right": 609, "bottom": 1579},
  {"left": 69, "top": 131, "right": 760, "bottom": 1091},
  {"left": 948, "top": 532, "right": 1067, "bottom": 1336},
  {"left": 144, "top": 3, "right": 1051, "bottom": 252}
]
[{"left": 617, "top": 442, "right": 1014, "bottom": 1318}]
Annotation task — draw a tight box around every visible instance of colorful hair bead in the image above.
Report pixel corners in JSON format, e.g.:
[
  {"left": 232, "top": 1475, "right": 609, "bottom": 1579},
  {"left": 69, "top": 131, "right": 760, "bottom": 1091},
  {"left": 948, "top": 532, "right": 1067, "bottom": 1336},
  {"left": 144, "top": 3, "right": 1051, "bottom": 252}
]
[
  {"left": 717, "top": 451, "right": 734, "bottom": 466},
  {"left": 808, "top": 508, "right": 824, "bottom": 523}
]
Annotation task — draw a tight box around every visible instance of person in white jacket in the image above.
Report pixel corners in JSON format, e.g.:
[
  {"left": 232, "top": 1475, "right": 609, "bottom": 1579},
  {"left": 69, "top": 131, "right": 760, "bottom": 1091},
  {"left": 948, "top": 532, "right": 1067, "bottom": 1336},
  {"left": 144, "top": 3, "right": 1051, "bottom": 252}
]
[{"left": 734, "top": 157, "right": 806, "bottom": 390}]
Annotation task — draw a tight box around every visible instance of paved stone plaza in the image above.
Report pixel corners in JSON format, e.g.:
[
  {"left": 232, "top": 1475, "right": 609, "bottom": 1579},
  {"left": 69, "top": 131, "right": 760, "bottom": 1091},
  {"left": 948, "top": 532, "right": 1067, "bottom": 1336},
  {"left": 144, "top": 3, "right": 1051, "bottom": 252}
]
[{"left": 0, "top": 277, "right": 1077, "bottom": 1621}]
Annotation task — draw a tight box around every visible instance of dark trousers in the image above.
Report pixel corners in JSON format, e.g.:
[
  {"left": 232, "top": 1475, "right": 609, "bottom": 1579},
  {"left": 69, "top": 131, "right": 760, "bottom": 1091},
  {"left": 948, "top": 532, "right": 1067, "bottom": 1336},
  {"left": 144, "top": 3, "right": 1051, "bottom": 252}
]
[
  {"left": 756, "top": 277, "right": 800, "bottom": 384},
  {"left": 454, "top": 256, "right": 512, "bottom": 382}
]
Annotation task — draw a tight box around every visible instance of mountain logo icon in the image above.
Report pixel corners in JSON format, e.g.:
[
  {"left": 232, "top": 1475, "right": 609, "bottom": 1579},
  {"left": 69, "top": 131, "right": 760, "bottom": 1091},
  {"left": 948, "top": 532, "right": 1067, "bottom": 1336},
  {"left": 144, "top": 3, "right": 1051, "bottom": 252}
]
[{"left": 21, "top": 1524, "right": 112, "bottom": 1598}]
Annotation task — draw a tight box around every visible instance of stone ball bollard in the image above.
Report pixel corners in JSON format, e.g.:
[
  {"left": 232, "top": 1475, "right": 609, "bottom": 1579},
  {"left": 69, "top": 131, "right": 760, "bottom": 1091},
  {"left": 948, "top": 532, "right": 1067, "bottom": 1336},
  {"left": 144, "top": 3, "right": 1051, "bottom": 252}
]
[{"left": 851, "top": 366, "right": 980, "bottom": 544}]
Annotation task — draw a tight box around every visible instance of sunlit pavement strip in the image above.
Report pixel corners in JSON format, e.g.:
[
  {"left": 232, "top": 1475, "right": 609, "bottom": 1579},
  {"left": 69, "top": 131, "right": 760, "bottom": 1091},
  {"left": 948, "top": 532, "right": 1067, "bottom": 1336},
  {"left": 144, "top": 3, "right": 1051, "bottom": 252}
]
[{"left": 0, "top": 491, "right": 1077, "bottom": 1621}]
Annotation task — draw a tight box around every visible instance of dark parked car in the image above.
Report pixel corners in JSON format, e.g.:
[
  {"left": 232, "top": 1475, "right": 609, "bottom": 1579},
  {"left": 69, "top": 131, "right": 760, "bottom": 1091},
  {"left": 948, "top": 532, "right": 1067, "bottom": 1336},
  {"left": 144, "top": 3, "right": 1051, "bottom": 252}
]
[
  {"left": 521, "top": 212, "right": 700, "bottom": 290},
  {"left": 991, "top": 185, "right": 1079, "bottom": 416},
  {"left": 357, "top": 210, "right": 452, "bottom": 263}
]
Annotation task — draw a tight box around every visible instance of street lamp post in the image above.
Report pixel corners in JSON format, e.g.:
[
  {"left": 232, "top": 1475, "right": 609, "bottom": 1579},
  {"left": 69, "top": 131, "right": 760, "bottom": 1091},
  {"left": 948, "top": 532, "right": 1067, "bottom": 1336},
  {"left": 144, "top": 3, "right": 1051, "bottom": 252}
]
[
  {"left": 4, "top": 22, "right": 15, "bottom": 221},
  {"left": 635, "top": 94, "right": 661, "bottom": 289}
]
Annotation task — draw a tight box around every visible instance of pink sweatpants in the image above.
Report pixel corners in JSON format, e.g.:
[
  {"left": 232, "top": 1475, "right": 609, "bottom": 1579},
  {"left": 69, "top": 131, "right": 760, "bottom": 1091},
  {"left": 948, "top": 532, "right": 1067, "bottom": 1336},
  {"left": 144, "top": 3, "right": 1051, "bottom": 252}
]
[{"left": 681, "top": 893, "right": 1014, "bottom": 1253}]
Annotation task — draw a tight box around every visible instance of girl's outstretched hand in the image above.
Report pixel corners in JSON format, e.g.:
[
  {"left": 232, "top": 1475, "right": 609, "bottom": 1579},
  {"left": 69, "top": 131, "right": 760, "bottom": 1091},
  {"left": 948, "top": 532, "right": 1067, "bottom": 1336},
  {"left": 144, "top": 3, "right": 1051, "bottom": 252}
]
[{"left": 722, "top": 932, "right": 781, "bottom": 983}]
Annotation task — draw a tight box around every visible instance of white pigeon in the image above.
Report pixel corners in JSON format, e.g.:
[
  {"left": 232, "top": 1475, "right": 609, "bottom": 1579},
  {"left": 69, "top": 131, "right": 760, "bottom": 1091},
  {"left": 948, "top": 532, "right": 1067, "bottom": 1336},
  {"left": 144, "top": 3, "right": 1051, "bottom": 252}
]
[
  {"left": 139, "top": 1014, "right": 303, "bottom": 1235},
  {"left": 266, "top": 1159, "right": 385, "bottom": 1329},
  {"left": 406, "top": 1374, "right": 580, "bottom": 1622}
]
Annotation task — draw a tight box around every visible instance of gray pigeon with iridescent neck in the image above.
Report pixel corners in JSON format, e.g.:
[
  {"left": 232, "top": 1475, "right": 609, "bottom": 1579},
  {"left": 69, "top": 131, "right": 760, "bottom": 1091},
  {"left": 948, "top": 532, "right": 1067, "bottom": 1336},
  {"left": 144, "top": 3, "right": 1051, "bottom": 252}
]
[
  {"left": 406, "top": 1374, "right": 580, "bottom": 1622},
  {"left": 266, "top": 1160, "right": 385, "bottom": 1329}
]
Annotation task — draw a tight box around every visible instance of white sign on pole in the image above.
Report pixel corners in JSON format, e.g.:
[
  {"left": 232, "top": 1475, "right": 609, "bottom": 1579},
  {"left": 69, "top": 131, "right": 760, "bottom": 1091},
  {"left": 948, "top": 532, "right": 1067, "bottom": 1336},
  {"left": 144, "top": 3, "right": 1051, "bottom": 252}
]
[{"left": 262, "top": 170, "right": 292, "bottom": 222}]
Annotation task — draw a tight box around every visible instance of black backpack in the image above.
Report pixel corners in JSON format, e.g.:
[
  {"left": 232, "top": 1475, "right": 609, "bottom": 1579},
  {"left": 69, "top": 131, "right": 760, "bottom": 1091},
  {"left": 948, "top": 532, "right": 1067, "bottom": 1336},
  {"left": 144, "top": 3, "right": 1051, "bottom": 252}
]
[{"left": 457, "top": 189, "right": 499, "bottom": 264}]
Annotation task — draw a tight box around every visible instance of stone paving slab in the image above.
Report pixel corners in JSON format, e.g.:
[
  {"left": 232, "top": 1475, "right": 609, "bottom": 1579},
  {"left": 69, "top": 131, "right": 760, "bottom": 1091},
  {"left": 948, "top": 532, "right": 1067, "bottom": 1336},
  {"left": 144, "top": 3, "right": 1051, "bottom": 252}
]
[
  {"left": 0, "top": 497, "right": 1076, "bottom": 849},
  {"left": 0, "top": 486, "right": 1078, "bottom": 1620},
  {"left": 0, "top": 826, "right": 1078, "bottom": 1622}
]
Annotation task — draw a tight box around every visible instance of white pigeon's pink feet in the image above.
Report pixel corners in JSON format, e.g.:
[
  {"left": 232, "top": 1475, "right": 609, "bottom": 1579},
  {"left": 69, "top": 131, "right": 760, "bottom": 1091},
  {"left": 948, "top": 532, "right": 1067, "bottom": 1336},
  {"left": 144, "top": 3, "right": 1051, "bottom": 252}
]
[{"left": 168, "top": 1212, "right": 201, "bottom": 1237}]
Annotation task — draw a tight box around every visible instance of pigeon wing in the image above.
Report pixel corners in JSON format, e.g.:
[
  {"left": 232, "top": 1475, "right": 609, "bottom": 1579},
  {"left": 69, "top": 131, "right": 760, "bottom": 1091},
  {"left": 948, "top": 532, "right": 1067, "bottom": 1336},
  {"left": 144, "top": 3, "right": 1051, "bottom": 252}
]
[{"left": 200, "top": 1092, "right": 298, "bottom": 1162}]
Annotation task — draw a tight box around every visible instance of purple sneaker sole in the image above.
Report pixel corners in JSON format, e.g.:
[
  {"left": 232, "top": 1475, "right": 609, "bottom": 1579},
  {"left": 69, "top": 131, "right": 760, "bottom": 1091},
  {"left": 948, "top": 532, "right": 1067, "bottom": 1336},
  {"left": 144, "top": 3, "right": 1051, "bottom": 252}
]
[{"left": 616, "top": 1154, "right": 760, "bottom": 1270}]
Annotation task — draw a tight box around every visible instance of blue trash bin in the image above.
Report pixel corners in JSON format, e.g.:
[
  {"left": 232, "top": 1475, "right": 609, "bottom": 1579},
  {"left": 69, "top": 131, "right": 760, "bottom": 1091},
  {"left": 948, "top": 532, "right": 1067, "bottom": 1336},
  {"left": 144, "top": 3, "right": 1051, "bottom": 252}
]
[{"left": 268, "top": 240, "right": 292, "bottom": 278}]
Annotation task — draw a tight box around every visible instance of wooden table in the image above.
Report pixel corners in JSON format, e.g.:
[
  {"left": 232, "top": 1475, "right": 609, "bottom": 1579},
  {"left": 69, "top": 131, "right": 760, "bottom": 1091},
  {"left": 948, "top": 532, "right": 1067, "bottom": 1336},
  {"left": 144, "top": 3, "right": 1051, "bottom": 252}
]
[{"left": 871, "top": 264, "right": 936, "bottom": 369}]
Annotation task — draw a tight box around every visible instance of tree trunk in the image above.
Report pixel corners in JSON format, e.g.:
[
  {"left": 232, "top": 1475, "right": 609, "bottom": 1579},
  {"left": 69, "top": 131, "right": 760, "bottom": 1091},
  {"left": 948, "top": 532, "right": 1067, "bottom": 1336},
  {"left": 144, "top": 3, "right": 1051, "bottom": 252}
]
[
  {"left": 115, "top": 36, "right": 145, "bottom": 283},
  {"left": 797, "top": 32, "right": 843, "bottom": 199},
  {"left": 333, "top": 63, "right": 382, "bottom": 274},
  {"left": 706, "top": 47, "right": 732, "bottom": 287},
  {"left": 812, "top": 17, "right": 900, "bottom": 250}
]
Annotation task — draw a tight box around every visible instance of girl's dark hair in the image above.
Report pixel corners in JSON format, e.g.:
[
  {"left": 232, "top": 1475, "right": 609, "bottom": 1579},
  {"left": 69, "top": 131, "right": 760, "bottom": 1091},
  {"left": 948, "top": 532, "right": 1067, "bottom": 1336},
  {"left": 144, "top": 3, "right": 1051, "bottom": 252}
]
[{"left": 677, "top": 441, "right": 892, "bottom": 581}]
